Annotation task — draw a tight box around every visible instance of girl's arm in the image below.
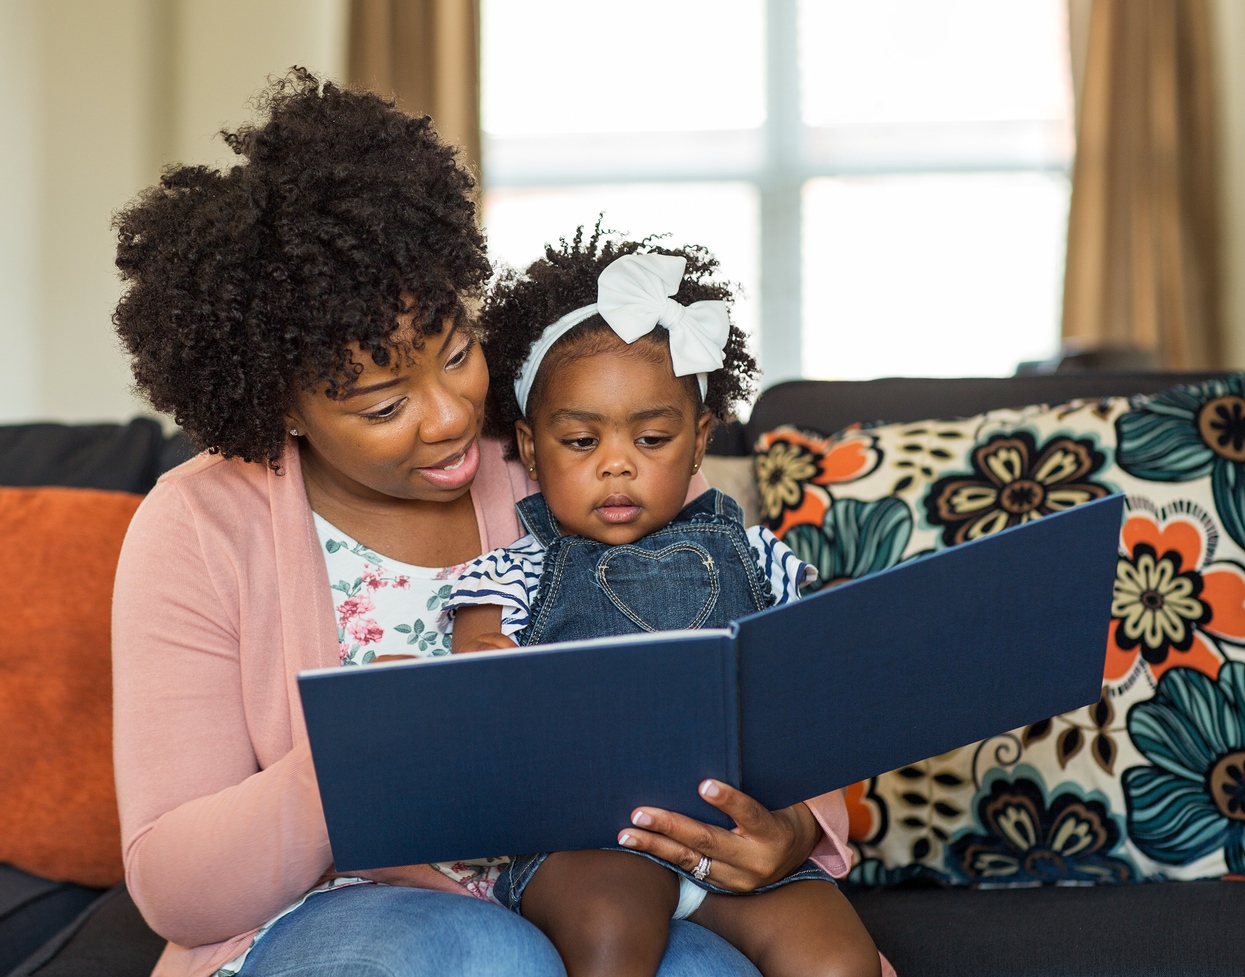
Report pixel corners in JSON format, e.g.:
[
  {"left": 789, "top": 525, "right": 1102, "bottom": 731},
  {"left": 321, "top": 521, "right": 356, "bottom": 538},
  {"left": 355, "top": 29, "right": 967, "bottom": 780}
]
[{"left": 451, "top": 604, "right": 517, "bottom": 653}]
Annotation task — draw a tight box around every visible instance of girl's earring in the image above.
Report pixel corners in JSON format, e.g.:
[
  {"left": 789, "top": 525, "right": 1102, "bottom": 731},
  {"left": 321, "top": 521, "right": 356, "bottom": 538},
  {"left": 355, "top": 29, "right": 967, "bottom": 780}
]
[
  {"left": 693, "top": 462, "right": 700, "bottom": 471},
  {"left": 527, "top": 466, "right": 536, "bottom": 477}
]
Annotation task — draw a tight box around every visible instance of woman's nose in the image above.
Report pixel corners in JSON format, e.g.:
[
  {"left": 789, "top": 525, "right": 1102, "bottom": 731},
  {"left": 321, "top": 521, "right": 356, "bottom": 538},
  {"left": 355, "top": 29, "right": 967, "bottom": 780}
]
[{"left": 419, "top": 380, "right": 472, "bottom": 443}]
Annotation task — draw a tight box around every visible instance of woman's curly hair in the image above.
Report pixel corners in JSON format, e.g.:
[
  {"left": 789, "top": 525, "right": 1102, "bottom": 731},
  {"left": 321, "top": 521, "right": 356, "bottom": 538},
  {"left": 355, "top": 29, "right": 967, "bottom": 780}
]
[
  {"left": 479, "top": 223, "right": 757, "bottom": 458},
  {"left": 113, "top": 67, "right": 491, "bottom": 467}
]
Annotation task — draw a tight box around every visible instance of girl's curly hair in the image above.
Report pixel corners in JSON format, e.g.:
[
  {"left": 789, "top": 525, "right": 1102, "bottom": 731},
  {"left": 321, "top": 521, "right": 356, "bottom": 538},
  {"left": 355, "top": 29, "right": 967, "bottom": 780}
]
[
  {"left": 479, "top": 223, "right": 757, "bottom": 458},
  {"left": 113, "top": 67, "right": 491, "bottom": 467}
]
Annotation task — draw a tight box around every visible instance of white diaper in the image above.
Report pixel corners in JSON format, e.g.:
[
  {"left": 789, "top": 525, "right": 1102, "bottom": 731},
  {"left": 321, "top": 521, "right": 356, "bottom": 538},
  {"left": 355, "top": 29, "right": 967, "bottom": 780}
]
[{"left": 672, "top": 877, "right": 708, "bottom": 920}]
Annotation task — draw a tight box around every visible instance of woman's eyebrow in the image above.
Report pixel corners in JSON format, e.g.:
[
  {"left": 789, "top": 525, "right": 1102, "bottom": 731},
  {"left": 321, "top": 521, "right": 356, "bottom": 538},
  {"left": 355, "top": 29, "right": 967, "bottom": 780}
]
[
  {"left": 339, "top": 325, "right": 462, "bottom": 401},
  {"left": 340, "top": 378, "right": 402, "bottom": 400}
]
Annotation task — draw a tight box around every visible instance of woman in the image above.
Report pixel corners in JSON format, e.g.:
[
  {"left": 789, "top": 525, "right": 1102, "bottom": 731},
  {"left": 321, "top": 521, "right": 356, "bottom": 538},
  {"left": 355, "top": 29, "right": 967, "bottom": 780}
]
[{"left": 111, "top": 71, "right": 865, "bottom": 977}]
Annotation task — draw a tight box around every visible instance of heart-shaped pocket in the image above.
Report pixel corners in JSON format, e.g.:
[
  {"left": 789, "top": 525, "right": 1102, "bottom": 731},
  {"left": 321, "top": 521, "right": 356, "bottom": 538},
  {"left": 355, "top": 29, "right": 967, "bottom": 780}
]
[{"left": 596, "top": 542, "right": 720, "bottom": 632}]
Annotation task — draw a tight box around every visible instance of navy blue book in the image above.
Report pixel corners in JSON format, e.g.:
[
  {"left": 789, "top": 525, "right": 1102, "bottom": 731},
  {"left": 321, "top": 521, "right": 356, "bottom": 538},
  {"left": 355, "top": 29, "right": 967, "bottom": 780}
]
[{"left": 299, "top": 494, "right": 1123, "bottom": 871}]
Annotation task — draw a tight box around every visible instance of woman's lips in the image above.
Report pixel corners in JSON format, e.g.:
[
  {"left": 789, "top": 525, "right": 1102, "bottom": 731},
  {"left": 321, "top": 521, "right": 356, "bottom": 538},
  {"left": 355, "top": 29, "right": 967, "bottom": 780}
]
[
  {"left": 596, "top": 494, "right": 641, "bottom": 524},
  {"left": 415, "top": 439, "right": 480, "bottom": 490}
]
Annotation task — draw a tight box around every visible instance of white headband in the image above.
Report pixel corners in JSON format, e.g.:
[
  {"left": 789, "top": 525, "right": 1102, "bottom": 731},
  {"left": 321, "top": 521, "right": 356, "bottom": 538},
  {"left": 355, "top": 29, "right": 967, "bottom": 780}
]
[{"left": 513, "top": 253, "right": 731, "bottom": 415}]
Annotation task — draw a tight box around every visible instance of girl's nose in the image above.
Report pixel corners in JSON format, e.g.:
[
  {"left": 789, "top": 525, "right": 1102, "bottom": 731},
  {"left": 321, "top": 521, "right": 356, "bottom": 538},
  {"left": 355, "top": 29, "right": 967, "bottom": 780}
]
[{"left": 599, "top": 441, "right": 635, "bottom": 478}]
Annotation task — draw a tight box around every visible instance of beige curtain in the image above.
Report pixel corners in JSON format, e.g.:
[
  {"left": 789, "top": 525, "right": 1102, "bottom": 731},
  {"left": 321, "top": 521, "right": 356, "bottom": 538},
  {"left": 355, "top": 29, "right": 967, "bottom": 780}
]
[
  {"left": 1061, "top": 0, "right": 1221, "bottom": 368},
  {"left": 348, "top": 0, "right": 481, "bottom": 175}
]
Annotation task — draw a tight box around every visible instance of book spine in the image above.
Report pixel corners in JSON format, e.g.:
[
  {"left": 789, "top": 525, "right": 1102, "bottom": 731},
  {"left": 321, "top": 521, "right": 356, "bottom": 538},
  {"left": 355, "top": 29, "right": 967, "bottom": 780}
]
[{"left": 723, "top": 633, "right": 743, "bottom": 791}]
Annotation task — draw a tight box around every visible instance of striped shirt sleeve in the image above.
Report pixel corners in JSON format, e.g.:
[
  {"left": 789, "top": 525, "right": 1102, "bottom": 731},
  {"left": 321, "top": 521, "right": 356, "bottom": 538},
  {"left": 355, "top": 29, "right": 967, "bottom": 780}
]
[
  {"left": 443, "top": 535, "right": 546, "bottom": 637},
  {"left": 747, "top": 526, "right": 817, "bottom": 605}
]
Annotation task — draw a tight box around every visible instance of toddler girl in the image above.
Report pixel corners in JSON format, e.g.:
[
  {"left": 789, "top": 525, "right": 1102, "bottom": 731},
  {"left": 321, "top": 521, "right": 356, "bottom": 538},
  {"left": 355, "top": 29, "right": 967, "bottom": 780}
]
[{"left": 446, "top": 228, "right": 885, "bottom": 977}]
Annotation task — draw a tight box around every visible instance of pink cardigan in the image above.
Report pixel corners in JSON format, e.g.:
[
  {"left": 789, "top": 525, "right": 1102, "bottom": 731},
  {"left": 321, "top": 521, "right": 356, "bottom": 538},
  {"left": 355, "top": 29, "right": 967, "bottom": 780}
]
[{"left": 112, "top": 438, "right": 857, "bottom": 977}]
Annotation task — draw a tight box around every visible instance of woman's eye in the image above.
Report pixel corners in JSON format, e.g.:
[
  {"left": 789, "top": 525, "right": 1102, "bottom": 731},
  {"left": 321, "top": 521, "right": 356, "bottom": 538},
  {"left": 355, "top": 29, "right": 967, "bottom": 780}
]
[
  {"left": 362, "top": 399, "right": 406, "bottom": 421},
  {"left": 447, "top": 336, "right": 476, "bottom": 368}
]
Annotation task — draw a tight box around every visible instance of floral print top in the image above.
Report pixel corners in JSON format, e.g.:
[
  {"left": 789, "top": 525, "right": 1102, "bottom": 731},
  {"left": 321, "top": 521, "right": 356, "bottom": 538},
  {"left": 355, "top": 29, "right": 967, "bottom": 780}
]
[
  {"left": 213, "top": 515, "right": 505, "bottom": 977},
  {"left": 316, "top": 512, "right": 462, "bottom": 662}
]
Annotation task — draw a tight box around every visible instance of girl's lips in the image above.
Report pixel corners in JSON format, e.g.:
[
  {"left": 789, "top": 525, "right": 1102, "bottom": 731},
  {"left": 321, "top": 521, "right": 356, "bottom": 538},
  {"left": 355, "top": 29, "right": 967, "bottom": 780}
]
[
  {"left": 596, "top": 495, "right": 641, "bottom": 524},
  {"left": 415, "top": 439, "right": 479, "bottom": 490}
]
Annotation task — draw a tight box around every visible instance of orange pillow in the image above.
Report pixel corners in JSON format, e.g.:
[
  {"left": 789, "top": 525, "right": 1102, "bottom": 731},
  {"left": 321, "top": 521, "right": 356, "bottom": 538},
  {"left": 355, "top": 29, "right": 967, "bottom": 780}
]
[{"left": 0, "top": 486, "right": 142, "bottom": 887}]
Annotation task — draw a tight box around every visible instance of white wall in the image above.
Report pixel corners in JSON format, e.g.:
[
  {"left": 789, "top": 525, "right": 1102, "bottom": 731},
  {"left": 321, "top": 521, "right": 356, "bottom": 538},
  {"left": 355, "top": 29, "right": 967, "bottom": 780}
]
[
  {"left": 1213, "top": 0, "right": 1245, "bottom": 369},
  {"left": 0, "top": 0, "right": 347, "bottom": 425},
  {"left": 0, "top": 1, "right": 43, "bottom": 421},
  {"left": 172, "top": 0, "right": 348, "bottom": 169}
]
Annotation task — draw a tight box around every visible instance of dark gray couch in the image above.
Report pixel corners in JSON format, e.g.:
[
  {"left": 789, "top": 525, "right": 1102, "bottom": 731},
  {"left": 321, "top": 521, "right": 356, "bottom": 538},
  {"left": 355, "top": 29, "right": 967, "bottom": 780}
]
[{"left": 4, "top": 374, "right": 1242, "bottom": 976}]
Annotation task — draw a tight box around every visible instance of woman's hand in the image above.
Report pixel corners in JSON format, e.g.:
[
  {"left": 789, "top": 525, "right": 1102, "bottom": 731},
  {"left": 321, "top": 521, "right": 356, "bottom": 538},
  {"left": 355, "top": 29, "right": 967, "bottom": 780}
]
[{"left": 617, "top": 779, "right": 822, "bottom": 892}]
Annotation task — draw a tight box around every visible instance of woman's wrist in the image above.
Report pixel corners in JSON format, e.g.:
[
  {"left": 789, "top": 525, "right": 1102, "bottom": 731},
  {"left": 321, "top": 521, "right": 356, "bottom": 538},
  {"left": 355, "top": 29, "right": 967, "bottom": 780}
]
[{"left": 786, "top": 801, "right": 824, "bottom": 869}]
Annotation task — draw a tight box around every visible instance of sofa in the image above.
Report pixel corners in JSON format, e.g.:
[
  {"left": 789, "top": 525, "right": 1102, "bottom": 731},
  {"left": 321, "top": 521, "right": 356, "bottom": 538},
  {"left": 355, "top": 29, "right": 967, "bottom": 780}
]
[{"left": 2, "top": 375, "right": 1242, "bottom": 977}]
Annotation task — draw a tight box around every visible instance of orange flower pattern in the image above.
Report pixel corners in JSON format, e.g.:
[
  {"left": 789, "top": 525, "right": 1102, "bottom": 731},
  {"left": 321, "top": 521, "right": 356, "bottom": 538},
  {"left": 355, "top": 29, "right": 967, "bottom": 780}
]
[
  {"left": 1104, "top": 507, "right": 1245, "bottom": 694},
  {"left": 753, "top": 425, "right": 880, "bottom": 537}
]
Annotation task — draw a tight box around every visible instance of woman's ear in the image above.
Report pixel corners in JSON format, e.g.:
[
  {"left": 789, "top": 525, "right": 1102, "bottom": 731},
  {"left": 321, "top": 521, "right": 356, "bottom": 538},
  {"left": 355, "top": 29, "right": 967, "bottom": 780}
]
[
  {"left": 515, "top": 420, "right": 537, "bottom": 480},
  {"left": 284, "top": 411, "right": 306, "bottom": 439},
  {"left": 692, "top": 411, "right": 713, "bottom": 472}
]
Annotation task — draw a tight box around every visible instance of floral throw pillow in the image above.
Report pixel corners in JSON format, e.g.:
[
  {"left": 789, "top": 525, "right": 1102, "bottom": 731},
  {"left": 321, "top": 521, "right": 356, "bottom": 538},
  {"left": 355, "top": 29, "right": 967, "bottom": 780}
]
[{"left": 753, "top": 374, "right": 1245, "bottom": 887}]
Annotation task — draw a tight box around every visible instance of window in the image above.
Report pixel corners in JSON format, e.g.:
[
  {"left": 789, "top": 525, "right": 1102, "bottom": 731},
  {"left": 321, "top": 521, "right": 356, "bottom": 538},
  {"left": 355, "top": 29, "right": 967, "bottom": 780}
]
[{"left": 480, "top": 0, "right": 1074, "bottom": 386}]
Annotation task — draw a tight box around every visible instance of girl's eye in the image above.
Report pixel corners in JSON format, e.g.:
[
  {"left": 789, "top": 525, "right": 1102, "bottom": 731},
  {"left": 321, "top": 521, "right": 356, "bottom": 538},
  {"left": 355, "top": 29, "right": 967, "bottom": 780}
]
[
  {"left": 362, "top": 398, "right": 406, "bottom": 421},
  {"left": 563, "top": 437, "right": 597, "bottom": 449},
  {"left": 637, "top": 436, "right": 672, "bottom": 447}
]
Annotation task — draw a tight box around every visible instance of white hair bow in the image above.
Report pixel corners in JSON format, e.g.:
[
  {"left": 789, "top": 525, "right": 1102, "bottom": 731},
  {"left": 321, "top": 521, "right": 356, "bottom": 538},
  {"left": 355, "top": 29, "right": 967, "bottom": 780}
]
[{"left": 513, "top": 252, "right": 730, "bottom": 415}]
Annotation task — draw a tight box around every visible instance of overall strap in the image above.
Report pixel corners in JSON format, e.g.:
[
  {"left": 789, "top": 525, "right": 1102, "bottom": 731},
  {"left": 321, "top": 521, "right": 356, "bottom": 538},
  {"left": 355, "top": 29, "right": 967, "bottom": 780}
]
[{"left": 515, "top": 493, "right": 561, "bottom": 548}]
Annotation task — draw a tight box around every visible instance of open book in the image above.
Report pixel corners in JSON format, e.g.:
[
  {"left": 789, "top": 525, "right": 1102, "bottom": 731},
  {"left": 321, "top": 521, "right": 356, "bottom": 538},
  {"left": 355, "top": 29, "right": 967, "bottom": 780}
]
[{"left": 300, "top": 494, "right": 1123, "bottom": 871}]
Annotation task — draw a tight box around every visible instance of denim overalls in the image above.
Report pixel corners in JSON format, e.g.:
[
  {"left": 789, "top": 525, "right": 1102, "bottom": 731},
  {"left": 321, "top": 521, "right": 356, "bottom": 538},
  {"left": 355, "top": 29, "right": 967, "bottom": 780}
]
[
  {"left": 492, "top": 487, "right": 836, "bottom": 912},
  {"left": 512, "top": 488, "right": 773, "bottom": 646}
]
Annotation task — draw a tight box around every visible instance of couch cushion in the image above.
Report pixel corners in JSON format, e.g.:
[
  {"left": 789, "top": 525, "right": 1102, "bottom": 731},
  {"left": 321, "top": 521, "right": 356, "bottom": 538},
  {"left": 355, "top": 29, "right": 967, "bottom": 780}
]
[
  {"left": 0, "top": 419, "right": 192, "bottom": 495},
  {"left": 0, "top": 865, "right": 99, "bottom": 977},
  {"left": 847, "top": 880, "right": 1245, "bottom": 977},
  {"left": 8, "top": 885, "right": 164, "bottom": 977},
  {"left": 744, "top": 373, "right": 1227, "bottom": 448},
  {"left": 753, "top": 374, "right": 1245, "bottom": 887},
  {"left": 0, "top": 488, "right": 142, "bottom": 888}
]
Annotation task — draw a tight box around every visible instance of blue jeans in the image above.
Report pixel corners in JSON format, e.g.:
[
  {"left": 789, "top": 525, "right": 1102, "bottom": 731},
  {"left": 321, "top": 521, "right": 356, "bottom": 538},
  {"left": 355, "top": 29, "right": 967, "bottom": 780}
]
[{"left": 235, "top": 883, "right": 762, "bottom": 976}]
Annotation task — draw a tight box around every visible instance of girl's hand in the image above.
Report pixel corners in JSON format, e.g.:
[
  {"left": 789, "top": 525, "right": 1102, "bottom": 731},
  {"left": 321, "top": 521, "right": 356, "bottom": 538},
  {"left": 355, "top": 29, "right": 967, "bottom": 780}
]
[
  {"left": 617, "top": 780, "right": 822, "bottom": 892},
  {"left": 453, "top": 632, "right": 517, "bottom": 654},
  {"left": 451, "top": 605, "right": 515, "bottom": 654}
]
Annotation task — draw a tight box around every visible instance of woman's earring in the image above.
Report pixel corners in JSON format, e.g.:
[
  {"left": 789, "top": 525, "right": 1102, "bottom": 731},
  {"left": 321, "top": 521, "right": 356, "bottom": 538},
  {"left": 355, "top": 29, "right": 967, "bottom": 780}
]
[{"left": 289, "top": 428, "right": 300, "bottom": 437}]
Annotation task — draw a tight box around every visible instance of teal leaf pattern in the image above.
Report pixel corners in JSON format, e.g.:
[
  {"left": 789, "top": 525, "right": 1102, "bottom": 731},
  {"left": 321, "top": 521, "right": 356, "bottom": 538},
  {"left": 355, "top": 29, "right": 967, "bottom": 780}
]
[
  {"left": 1123, "top": 663, "right": 1245, "bottom": 868},
  {"left": 784, "top": 496, "right": 913, "bottom": 591}
]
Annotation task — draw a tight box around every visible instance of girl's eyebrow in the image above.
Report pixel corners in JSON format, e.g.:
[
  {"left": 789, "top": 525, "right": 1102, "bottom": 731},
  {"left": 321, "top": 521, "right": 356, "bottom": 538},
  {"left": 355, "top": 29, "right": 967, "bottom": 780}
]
[
  {"left": 629, "top": 406, "right": 685, "bottom": 422},
  {"left": 548, "top": 405, "right": 685, "bottom": 424},
  {"left": 548, "top": 407, "right": 605, "bottom": 423}
]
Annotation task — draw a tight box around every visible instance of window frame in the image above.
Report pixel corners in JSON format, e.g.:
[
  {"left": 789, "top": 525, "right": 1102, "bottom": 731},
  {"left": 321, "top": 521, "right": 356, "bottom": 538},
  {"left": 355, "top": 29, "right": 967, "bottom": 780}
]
[{"left": 480, "top": 0, "right": 1074, "bottom": 384}]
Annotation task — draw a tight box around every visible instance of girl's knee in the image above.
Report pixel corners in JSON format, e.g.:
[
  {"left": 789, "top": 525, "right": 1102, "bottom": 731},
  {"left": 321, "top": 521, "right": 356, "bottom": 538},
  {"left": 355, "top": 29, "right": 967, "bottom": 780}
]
[{"left": 808, "top": 934, "right": 883, "bottom": 977}]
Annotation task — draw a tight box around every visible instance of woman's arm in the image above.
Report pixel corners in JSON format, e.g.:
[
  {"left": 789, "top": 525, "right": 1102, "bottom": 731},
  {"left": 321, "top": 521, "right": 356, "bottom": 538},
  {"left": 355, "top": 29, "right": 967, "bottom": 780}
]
[{"left": 113, "top": 483, "right": 333, "bottom": 948}]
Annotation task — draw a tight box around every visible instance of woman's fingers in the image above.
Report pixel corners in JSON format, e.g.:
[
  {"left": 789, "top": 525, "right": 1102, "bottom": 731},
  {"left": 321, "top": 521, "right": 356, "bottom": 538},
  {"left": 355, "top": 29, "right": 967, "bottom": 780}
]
[
  {"left": 695, "top": 779, "right": 773, "bottom": 833},
  {"left": 617, "top": 781, "right": 819, "bottom": 892},
  {"left": 616, "top": 826, "right": 747, "bottom": 890},
  {"left": 624, "top": 804, "right": 743, "bottom": 862}
]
